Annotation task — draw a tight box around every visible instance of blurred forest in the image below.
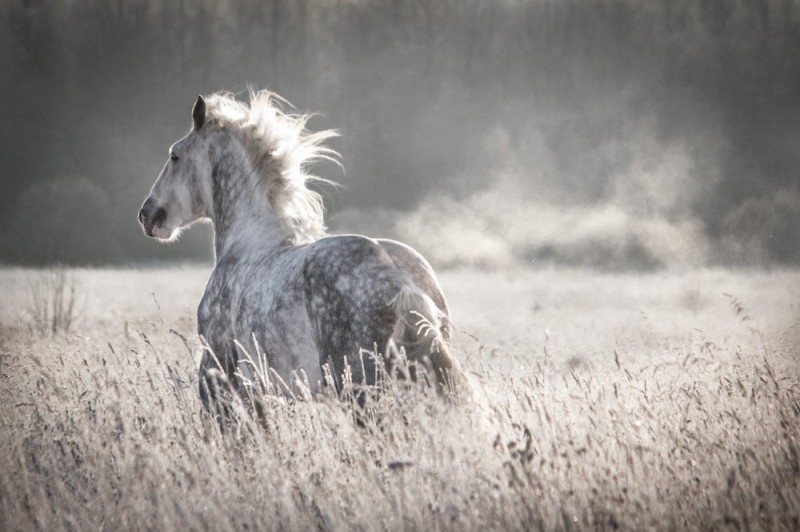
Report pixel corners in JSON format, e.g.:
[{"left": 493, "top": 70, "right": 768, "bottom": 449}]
[{"left": 1, "top": 0, "right": 798, "bottom": 268}]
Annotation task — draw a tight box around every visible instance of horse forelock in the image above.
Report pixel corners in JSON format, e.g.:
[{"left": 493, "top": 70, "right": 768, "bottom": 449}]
[{"left": 204, "top": 89, "right": 339, "bottom": 244}]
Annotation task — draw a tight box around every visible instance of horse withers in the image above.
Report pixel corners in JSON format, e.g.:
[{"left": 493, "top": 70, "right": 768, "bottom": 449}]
[{"left": 138, "top": 90, "right": 464, "bottom": 414}]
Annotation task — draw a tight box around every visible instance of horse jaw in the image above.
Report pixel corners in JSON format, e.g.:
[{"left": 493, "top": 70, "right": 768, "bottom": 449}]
[
  {"left": 152, "top": 226, "right": 183, "bottom": 242},
  {"left": 152, "top": 217, "right": 211, "bottom": 243}
]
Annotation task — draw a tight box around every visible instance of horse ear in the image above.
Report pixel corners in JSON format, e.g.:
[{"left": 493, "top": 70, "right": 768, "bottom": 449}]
[{"left": 192, "top": 95, "right": 206, "bottom": 130}]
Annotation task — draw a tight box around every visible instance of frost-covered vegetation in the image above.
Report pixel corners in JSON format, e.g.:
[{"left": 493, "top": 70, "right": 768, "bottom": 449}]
[{"left": 1, "top": 267, "right": 798, "bottom": 530}]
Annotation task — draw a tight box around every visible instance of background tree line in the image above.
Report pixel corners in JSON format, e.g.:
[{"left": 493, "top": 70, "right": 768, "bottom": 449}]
[{"left": 1, "top": 0, "right": 798, "bottom": 267}]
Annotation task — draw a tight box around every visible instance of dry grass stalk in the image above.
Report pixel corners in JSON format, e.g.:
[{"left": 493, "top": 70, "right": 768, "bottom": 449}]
[
  {"left": 0, "top": 267, "right": 798, "bottom": 530},
  {"left": 26, "top": 266, "right": 82, "bottom": 336}
]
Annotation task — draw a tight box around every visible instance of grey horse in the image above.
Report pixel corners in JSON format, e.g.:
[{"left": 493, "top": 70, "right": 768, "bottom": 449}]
[{"left": 139, "top": 90, "right": 464, "bottom": 414}]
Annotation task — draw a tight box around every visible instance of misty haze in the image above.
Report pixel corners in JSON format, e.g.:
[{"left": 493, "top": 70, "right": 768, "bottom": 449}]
[
  {"left": 2, "top": 0, "right": 798, "bottom": 268},
  {"left": 1, "top": 1, "right": 799, "bottom": 531}
]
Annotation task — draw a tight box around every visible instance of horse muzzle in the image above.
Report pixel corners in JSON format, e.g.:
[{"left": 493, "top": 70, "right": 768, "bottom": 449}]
[{"left": 138, "top": 198, "right": 168, "bottom": 238}]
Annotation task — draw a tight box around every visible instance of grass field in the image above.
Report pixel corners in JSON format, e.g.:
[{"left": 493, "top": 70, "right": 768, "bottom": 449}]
[{"left": 1, "top": 266, "right": 798, "bottom": 530}]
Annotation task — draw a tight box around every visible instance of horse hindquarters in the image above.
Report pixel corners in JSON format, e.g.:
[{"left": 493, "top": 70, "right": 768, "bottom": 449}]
[
  {"left": 304, "top": 235, "right": 465, "bottom": 394},
  {"left": 388, "top": 285, "right": 465, "bottom": 393}
]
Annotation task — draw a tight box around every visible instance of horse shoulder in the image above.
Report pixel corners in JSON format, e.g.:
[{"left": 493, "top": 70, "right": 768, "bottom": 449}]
[
  {"left": 197, "top": 258, "right": 239, "bottom": 341},
  {"left": 197, "top": 276, "right": 218, "bottom": 338}
]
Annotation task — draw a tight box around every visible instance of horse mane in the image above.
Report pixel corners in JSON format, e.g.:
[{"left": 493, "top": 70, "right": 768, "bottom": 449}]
[{"left": 204, "top": 89, "right": 339, "bottom": 244}]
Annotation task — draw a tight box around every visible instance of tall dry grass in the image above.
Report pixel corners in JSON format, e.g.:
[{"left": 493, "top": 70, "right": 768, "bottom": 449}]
[
  {"left": 25, "top": 267, "right": 83, "bottom": 336},
  {"left": 0, "top": 267, "right": 798, "bottom": 530}
]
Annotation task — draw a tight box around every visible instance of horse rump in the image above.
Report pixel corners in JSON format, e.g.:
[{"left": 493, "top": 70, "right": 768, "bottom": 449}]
[{"left": 387, "top": 285, "right": 465, "bottom": 394}]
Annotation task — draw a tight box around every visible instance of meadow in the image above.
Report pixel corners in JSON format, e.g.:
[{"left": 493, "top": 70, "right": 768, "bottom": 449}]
[{"left": 0, "top": 266, "right": 798, "bottom": 530}]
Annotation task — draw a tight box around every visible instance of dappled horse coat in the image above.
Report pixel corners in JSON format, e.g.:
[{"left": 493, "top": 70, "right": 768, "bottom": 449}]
[{"left": 138, "top": 90, "right": 463, "bottom": 414}]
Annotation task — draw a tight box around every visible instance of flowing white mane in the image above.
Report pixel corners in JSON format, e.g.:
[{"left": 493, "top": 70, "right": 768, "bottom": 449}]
[
  {"left": 139, "top": 89, "right": 463, "bottom": 421},
  {"left": 204, "top": 90, "right": 339, "bottom": 243}
]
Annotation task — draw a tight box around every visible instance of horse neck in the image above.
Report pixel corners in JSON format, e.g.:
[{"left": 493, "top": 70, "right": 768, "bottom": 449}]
[{"left": 210, "top": 142, "right": 288, "bottom": 261}]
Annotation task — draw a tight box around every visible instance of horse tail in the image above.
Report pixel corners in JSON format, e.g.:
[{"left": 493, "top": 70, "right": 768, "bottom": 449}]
[{"left": 388, "top": 285, "right": 464, "bottom": 393}]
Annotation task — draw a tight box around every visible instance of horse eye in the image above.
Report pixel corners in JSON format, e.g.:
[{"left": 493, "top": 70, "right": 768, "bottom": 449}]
[{"left": 170, "top": 152, "right": 179, "bottom": 162}]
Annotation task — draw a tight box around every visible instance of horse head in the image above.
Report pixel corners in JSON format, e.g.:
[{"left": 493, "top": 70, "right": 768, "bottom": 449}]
[
  {"left": 139, "top": 90, "right": 339, "bottom": 253},
  {"left": 138, "top": 95, "right": 214, "bottom": 241}
]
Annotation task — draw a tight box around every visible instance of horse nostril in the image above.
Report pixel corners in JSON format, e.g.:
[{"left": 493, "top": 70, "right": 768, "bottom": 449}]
[
  {"left": 139, "top": 197, "right": 156, "bottom": 224},
  {"left": 152, "top": 207, "right": 167, "bottom": 227}
]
